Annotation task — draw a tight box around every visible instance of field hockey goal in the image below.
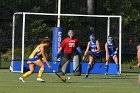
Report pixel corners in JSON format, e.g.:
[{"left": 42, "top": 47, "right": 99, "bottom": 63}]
[{"left": 10, "top": 12, "right": 122, "bottom": 74}]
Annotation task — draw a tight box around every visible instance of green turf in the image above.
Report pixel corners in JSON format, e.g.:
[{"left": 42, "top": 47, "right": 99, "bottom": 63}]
[{"left": 0, "top": 69, "right": 140, "bottom": 93}]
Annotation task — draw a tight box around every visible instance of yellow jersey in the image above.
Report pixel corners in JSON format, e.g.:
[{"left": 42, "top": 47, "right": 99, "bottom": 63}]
[{"left": 29, "top": 44, "right": 45, "bottom": 59}]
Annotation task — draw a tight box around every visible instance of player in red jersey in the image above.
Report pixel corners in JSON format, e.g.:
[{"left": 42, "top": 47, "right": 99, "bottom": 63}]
[{"left": 55, "top": 30, "right": 81, "bottom": 76}]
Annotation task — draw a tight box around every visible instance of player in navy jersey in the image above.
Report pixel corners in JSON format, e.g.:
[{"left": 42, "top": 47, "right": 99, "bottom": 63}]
[
  {"left": 83, "top": 34, "right": 101, "bottom": 78},
  {"left": 105, "top": 36, "right": 119, "bottom": 74}
]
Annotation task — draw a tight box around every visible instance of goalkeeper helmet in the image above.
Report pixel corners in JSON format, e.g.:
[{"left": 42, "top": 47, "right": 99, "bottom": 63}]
[
  {"left": 68, "top": 30, "right": 74, "bottom": 38},
  {"left": 90, "top": 34, "right": 96, "bottom": 43},
  {"left": 107, "top": 36, "right": 113, "bottom": 44}
]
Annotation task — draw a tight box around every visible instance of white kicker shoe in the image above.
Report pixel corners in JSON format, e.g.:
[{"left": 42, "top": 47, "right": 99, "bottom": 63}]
[
  {"left": 19, "top": 77, "right": 26, "bottom": 83},
  {"left": 37, "top": 78, "right": 45, "bottom": 82}
]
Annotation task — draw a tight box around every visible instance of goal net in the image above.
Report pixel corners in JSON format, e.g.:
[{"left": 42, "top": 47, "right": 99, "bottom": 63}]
[{"left": 10, "top": 12, "right": 122, "bottom": 73}]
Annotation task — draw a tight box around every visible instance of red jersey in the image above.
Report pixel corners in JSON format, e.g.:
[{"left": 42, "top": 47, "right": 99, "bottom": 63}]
[{"left": 60, "top": 37, "right": 80, "bottom": 53}]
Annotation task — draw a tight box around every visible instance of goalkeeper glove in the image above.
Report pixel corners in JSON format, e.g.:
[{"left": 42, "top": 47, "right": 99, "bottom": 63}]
[
  {"left": 53, "top": 52, "right": 61, "bottom": 64},
  {"left": 76, "top": 47, "right": 82, "bottom": 54},
  {"left": 53, "top": 56, "right": 57, "bottom": 64}
]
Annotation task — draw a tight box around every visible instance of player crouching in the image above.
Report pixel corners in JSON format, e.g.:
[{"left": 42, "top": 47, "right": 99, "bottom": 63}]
[{"left": 105, "top": 36, "right": 119, "bottom": 75}]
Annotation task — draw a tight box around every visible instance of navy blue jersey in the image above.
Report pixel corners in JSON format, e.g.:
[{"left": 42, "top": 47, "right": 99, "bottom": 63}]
[
  {"left": 107, "top": 42, "right": 116, "bottom": 56},
  {"left": 89, "top": 41, "right": 101, "bottom": 58},
  {"left": 89, "top": 41, "right": 97, "bottom": 51}
]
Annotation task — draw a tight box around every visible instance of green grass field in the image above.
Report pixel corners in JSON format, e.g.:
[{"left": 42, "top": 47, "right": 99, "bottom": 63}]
[{"left": 0, "top": 68, "right": 140, "bottom": 93}]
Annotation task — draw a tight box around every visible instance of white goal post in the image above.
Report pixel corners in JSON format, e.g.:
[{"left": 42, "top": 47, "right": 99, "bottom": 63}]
[{"left": 11, "top": 12, "right": 122, "bottom": 73}]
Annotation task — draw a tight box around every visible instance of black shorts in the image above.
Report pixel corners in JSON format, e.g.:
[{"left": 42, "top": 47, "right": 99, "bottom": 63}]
[{"left": 62, "top": 52, "right": 77, "bottom": 60}]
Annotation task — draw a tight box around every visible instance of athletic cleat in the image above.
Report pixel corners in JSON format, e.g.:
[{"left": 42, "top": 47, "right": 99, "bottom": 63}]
[
  {"left": 83, "top": 77, "right": 89, "bottom": 79},
  {"left": 85, "top": 74, "right": 89, "bottom": 77},
  {"left": 104, "top": 73, "right": 108, "bottom": 75},
  {"left": 37, "top": 78, "right": 45, "bottom": 82},
  {"left": 117, "top": 72, "right": 120, "bottom": 75},
  {"left": 83, "top": 74, "right": 89, "bottom": 79},
  {"left": 19, "top": 77, "right": 26, "bottom": 83}
]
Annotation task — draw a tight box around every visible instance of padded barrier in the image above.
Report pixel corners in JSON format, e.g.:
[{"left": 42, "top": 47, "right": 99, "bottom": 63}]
[{"left": 11, "top": 61, "right": 119, "bottom": 75}]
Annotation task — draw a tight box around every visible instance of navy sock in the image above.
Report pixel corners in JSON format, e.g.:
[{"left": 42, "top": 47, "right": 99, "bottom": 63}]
[
  {"left": 116, "top": 64, "right": 119, "bottom": 72},
  {"left": 86, "top": 64, "right": 93, "bottom": 75},
  {"left": 105, "top": 65, "right": 109, "bottom": 73}
]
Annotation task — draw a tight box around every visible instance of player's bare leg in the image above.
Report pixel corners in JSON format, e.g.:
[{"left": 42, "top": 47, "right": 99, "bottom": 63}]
[
  {"left": 85, "top": 56, "right": 94, "bottom": 78},
  {"left": 113, "top": 55, "right": 119, "bottom": 74},
  {"left": 34, "top": 60, "right": 45, "bottom": 82},
  {"left": 105, "top": 58, "right": 109, "bottom": 75},
  {"left": 19, "top": 64, "right": 34, "bottom": 83}
]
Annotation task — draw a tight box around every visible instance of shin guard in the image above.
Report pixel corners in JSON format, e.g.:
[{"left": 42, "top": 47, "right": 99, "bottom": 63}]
[
  {"left": 105, "top": 65, "right": 109, "bottom": 74},
  {"left": 22, "top": 71, "right": 32, "bottom": 78},
  {"left": 86, "top": 64, "right": 93, "bottom": 76},
  {"left": 38, "top": 67, "right": 44, "bottom": 78}
]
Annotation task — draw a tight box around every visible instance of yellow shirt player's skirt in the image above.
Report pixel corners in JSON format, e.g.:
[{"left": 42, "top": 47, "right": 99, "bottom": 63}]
[{"left": 27, "top": 57, "right": 40, "bottom": 62}]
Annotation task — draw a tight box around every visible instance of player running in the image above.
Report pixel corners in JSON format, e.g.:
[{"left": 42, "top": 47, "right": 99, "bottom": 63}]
[
  {"left": 83, "top": 34, "right": 101, "bottom": 78},
  {"left": 55, "top": 30, "right": 81, "bottom": 76},
  {"left": 19, "top": 37, "right": 52, "bottom": 82},
  {"left": 105, "top": 35, "right": 119, "bottom": 74}
]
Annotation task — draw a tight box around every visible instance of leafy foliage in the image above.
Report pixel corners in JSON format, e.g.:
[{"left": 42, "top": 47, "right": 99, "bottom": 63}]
[{"left": 0, "top": 0, "right": 139, "bottom": 68}]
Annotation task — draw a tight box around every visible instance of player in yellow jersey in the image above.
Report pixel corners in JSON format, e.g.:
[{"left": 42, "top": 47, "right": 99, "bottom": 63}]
[{"left": 19, "top": 37, "right": 52, "bottom": 82}]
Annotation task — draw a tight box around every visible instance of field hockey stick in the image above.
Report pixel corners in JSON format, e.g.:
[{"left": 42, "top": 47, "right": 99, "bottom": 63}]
[{"left": 50, "top": 67, "right": 66, "bottom": 82}]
